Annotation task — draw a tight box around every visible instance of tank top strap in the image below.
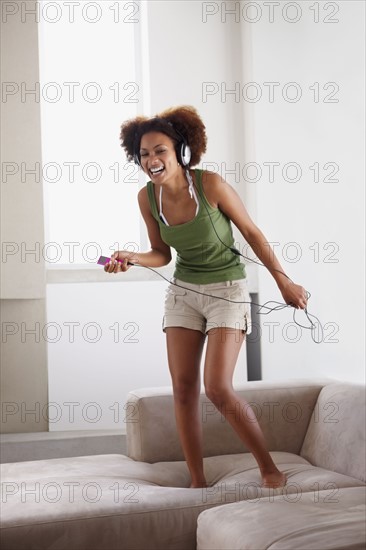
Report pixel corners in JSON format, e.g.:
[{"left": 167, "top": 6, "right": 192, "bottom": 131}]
[
  {"left": 146, "top": 180, "right": 160, "bottom": 222},
  {"left": 194, "top": 168, "right": 203, "bottom": 193},
  {"left": 194, "top": 168, "right": 216, "bottom": 213}
]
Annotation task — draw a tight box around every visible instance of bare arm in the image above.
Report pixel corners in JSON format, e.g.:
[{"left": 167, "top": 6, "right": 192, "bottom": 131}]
[
  {"left": 105, "top": 186, "right": 171, "bottom": 273},
  {"left": 203, "top": 172, "right": 308, "bottom": 309}
]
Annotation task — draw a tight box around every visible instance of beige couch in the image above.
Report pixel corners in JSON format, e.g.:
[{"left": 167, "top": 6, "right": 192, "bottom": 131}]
[{"left": 1, "top": 378, "right": 365, "bottom": 550}]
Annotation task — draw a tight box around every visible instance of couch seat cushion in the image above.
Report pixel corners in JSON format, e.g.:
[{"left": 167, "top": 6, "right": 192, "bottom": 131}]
[
  {"left": 1, "top": 453, "right": 364, "bottom": 550},
  {"left": 197, "top": 486, "right": 366, "bottom": 550}
]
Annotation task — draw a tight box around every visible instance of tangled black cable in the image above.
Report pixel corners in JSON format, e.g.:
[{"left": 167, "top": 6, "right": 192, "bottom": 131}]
[
  {"left": 126, "top": 170, "right": 324, "bottom": 344},
  {"left": 130, "top": 262, "right": 323, "bottom": 344}
]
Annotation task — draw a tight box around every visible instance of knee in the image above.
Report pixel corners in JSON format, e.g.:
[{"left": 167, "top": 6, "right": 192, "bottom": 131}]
[
  {"left": 204, "top": 383, "right": 232, "bottom": 406},
  {"left": 172, "top": 379, "right": 200, "bottom": 404}
]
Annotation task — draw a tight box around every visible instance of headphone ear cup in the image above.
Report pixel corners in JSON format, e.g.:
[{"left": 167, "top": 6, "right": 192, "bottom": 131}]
[{"left": 180, "top": 142, "right": 191, "bottom": 167}]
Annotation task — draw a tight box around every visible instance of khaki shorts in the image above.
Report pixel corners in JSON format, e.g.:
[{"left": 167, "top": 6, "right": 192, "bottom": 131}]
[{"left": 162, "top": 277, "right": 252, "bottom": 336}]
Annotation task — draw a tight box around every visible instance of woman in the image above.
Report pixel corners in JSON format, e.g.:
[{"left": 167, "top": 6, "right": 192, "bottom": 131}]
[{"left": 105, "top": 105, "right": 307, "bottom": 489}]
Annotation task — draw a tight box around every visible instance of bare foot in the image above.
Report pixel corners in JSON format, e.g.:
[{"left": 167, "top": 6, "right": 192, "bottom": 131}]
[
  {"left": 189, "top": 481, "right": 209, "bottom": 488},
  {"left": 261, "top": 470, "right": 287, "bottom": 489}
]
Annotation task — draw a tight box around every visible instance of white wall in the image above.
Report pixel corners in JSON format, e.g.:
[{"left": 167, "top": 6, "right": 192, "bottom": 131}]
[
  {"left": 250, "top": 1, "right": 365, "bottom": 382},
  {"left": 46, "top": 280, "right": 167, "bottom": 430},
  {"left": 1, "top": 2, "right": 48, "bottom": 433}
]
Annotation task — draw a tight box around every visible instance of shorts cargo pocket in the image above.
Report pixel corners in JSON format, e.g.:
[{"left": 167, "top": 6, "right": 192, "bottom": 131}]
[
  {"left": 226, "top": 284, "right": 252, "bottom": 334},
  {"left": 164, "top": 287, "right": 187, "bottom": 310}
]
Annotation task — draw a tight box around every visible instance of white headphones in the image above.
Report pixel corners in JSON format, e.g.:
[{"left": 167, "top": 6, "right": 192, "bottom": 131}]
[{"left": 133, "top": 120, "right": 191, "bottom": 168}]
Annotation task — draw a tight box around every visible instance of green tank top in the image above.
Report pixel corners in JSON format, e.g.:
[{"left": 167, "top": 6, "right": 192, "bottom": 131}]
[{"left": 146, "top": 168, "right": 246, "bottom": 284}]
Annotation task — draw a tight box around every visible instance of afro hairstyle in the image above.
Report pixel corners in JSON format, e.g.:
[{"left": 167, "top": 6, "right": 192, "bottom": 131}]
[{"left": 119, "top": 105, "right": 207, "bottom": 167}]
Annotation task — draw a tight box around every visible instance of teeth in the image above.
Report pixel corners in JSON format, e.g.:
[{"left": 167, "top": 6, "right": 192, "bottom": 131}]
[{"left": 150, "top": 166, "right": 164, "bottom": 173}]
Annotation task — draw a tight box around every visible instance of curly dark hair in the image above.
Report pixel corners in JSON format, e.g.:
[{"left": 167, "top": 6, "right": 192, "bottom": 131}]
[{"left": 119, "top": 105, "right": 207, "bottom": 167}]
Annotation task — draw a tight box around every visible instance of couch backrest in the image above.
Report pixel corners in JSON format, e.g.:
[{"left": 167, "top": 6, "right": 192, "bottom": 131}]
[
  {"left": 300, "top": 382, "right": 366, "bottom": 483},
  {"left": 125, "top": 378, "right": 334, "bottom": 463}
]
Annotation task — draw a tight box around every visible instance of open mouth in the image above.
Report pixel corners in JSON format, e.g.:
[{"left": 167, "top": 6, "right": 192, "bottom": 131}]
[{"left": 149, "top": 166, "right": 165, "bottom": 177}]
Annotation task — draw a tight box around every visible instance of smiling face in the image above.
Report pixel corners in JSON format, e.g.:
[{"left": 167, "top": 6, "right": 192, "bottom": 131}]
[{"left": 139, "top": 131, "right": 180, "bottom": 182}]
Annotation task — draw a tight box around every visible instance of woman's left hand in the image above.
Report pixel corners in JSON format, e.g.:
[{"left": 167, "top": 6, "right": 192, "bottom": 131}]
[{"left": 280, "top": 281, "right": 308, "bottom": 310}]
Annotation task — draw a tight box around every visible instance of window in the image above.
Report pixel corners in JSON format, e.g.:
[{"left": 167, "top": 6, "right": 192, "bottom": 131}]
[{"left": 38, "top": 2, "right": 143, "bottom": 267}]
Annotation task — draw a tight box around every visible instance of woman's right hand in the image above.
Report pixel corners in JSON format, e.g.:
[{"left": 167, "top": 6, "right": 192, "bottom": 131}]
[{"left": 104, "top": 250, "right": 133, "bottom": 274}]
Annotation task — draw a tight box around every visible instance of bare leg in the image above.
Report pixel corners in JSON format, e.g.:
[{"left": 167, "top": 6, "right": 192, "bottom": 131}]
[
  {"left": 204, "top": 327, "right": 287, "bottom": 489},
  {"left": 165, "top": 327, "right": 208, "bottom": 488}
]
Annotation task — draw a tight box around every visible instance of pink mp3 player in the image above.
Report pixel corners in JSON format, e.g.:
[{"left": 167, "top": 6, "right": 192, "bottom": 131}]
[{"left": 97, "top": 256, "right": 133, "bottom": 266}]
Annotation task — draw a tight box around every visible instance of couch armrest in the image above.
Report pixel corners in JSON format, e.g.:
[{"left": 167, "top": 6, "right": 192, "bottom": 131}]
[
  {"left": 125, "top": 378, "right": 336, "bottom": 462},
  {"left": 300, "top": 382, "right": 366, "bottom": 483}
]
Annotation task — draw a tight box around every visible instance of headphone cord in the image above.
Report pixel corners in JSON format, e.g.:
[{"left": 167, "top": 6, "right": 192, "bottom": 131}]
[
  {"left": 130, "top": 262, "right": 323, "bottom": 344},
  {"left": 129, "top": 169, "right": 324, "bottom": 343},
  {"left": 187, "top": 170, "right": 323, "bottom": 344}
]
